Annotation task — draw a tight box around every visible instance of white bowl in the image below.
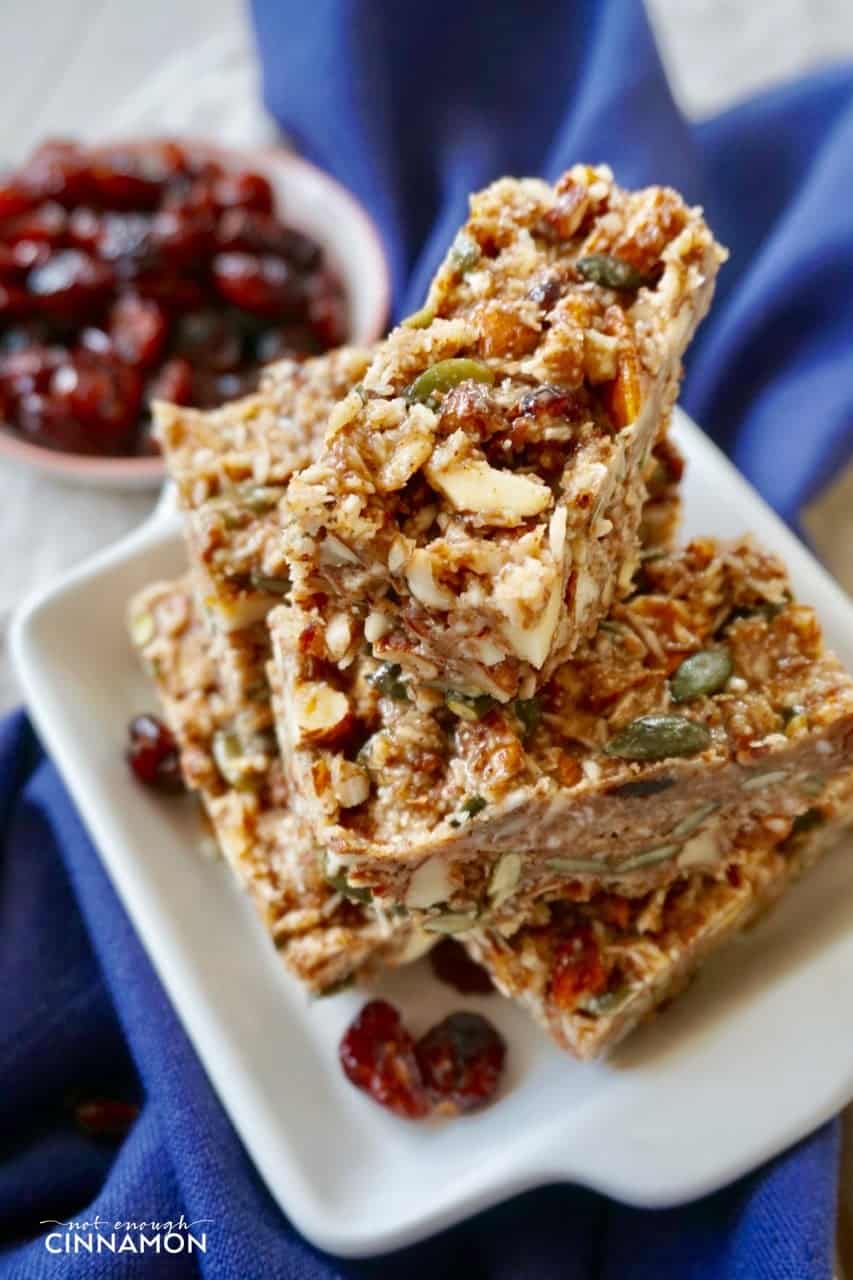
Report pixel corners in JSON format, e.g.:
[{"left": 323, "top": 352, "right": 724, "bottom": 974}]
[
  {"left": 10, "top": 409, "right": 853, "bottom": 1257},
  {"left": 0, "top": 140, "right": 391, "bottom": 489}
]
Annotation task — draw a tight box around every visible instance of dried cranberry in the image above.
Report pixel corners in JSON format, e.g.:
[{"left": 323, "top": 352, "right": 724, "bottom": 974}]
[
  {"left": 149, "top": 208, "right": 215, "bottom": 266},
  {"left": 212, "top": 252, "right": 304, "bottom": 317},
  {"left": 90, "top": 145, "right": 177, "bottom": 210},
  {"left": 16, "top": 393, "right": 85, "bottom": 452},
  {"left": 339, "top": 999, "right": 431, "bottom": 1119},
  {"left": 17, "top": 140, "right": 92, "bottom": 206},
  {"left": 127, "top": 713, "right": 184, "bottom": 792},
  {"left": 516, "top": 385, "right": 578, "bottom": 419},
  {"left": 416, "top": 1012, "right": 505, "bottom": 1114},
  {"left": 308, "top": 287, "right": 347, "bottom": 348},
  {"left": 68, "top": 207, "right": 101, "bottom": 252},
  {"left": 2, "top": 201, "right": 68, "bottom": 245},
  {"left": 0, "top": 343, "right": 64, "bottom": 395},
  {"left": 548, "top": 926, "right": 608, "bottom": 1012},
  {"left": 12, "top": 240, "right": 51, "bottom": 272},
  {"left": 147, "top": 356, "right": 193, "bottom": 405},
  {"left": 74, "top": 1097, "right": 140, "bottom": 1141},
  {"left": 174, "top": 310, "right": 243, "bottom": 372},
  {"left": 130, "top": 268, "right": 208, "bottom": 312},
  {"left": 0, "top": 179, "right": 33, "bottom": 220},
  {"left": 212, "top": 171, "right": 274, "bottom": 215},
  {"left": 429, "top": 938, "right": 494, "bottom": 995},
  {"left": 27, "top": 250, "right": 114, "bottom": 318},
  {"left": 0, "top": 283, "right": 33, "bottom": 319},
  {"left": 215, "top": 208, "right": 321, "bottom": 269},
  {"left": 109, "top": 294, "right": 168, "bottom": 369},
  {"left": 96, "top": 212, "right": 152, "bottom": 263}
]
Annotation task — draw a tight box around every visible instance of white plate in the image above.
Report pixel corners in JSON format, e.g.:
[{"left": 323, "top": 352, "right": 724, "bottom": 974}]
[{"left": 10, "top": 409, "right": 853, "bottom": 1258}]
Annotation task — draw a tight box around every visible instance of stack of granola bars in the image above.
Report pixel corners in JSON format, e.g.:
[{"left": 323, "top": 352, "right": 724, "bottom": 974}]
[{"left": 131, "top": 164, "right": 853, "bottom": 1060}]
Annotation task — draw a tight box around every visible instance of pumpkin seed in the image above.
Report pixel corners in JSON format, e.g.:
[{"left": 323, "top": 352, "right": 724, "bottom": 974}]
[
  {"left": 402, "top": 304, "right": 435, "bottom": 329},
  {"left": 582, "top": 986, "right": 635, "bottom": 1016},
  {"left": 407, "top": 357, "right": 494, "bottom": 405},
  {"left": 790, "top": 807, "right": 824, "bottom": 836},
  {"left": 462, "top": 794, "right": 487, "bottom": 817},
  {"left": 488, "top": 852, "right": 522, "bottom": 903},
  {"left": 325, "top": 867, "right": 373, "bottom": 904},
  {"left": 670, "top": 648, "right": 733, "bottom": 702},
  {"left": 250, "top": 571, "right": 291, "bottom": 597},
  {"left": 619, "top": 842, "right": 680, "bottom": 873},
  {"left": 513, "top": 696, "right": 542, "bottom": 736},
  {"left": 446, "top": 690, "right": 495, "bottom": 721},
  {"left": 243, "top": 485, "right": 285, "bottom": 514},
  {"left": 424, "top": 911, "right": 478, "bottom": 935},
  {"left": 449, "top": 232, "right": 480, "bottom": 273},
  {"left": 546, "top": 857, "right": 604, "bottom": 875},
  {"left": 671, "top": 801, "right": 720, "bottom": 839},
  {"left": 130, "top": 611, "right": 155, "bottom": 647},
  {"left": 576, "top": 253, "right": 648, "bottom": 291},
  {"left": 369, "top": 661, "right": 410, "bottom": 701},
  {"left": 742, "top": 768, "right": 789, "bottom": 791},
  {"left": 604, "top": 714, "right": 710, "bottom": 761}
]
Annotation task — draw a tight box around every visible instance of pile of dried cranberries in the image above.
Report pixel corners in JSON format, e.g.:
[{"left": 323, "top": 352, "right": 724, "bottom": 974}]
[
  {"left": 0, "top": 139, "right": 347, "bottom": 456},
  {"left": 340, "top": 1000, "right": 506, "bottom": 1119}
]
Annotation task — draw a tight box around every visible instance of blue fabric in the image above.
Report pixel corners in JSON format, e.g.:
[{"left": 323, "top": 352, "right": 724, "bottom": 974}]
[{"left": 3, "top": 1, "right": 851, "bottom": 1275}]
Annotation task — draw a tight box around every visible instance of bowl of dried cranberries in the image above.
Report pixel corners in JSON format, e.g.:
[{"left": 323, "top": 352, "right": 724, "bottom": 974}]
[{"left": 0, "top": 137, "right": 390, "bottom": 487}]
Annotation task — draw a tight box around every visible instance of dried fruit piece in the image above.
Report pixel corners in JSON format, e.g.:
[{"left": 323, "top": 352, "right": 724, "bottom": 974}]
[
  {"left": 416, "top": 1012, "right": 506, "bottom": 1114},
  {"left": 670, "top": 648, "right": 733, "bottom": 703},
  {"left": 549, "top": 926, "right": 607, "bottom": 1012},
  {"left": 73, "top": 1096, "right": 140, "bottom": 1141},
  {"left": 576, "top": 253, "right": 648, "bottom": 291},
  {"left": 445, "top": 690, "right": 495, "bottom": 721},
  {"left": 339, "top": 999, "right": 430, "bottom": 1119},
  {"left": 604, "top": 714, "right": 711, "bottom": 762},
  {"left": 429, "top": 938, "right": 494, "bottom": 995},
  {"left": 369, "top": 661, "right": 409, "bottom": 701},
  {"left": 407, "top": 358, "right": 494, "bottom": 405},
  {"left": 126, "top": 713, "right": 184, "bottom": 792}
]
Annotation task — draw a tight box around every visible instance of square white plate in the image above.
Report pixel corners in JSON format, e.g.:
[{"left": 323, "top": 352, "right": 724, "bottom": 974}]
[{"left": 10, "top": 409, "right": 853, "bottom": 1258}]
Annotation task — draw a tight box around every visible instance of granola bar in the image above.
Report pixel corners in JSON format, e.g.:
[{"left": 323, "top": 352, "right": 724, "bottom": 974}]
[
  {"left": 464, "top": 790, "right": 853, "bottom": 1059},
  {"left": 267, "top": 537, "right": 853, "bottom": 936},
  {"left": 280, "top": 166, "right": 725, "bottom": 700},
  {"left": 128, "top": 577, "right": 424, "bottom": 994}
]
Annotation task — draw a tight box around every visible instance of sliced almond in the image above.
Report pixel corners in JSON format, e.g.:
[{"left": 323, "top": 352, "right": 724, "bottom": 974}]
[
  {"left": 500, "top": 575, "right": 561, "bottom": 668},
  {"left": 319, "top": 533, "right": 360, "bottom": 567},
  {"left": 324, "top": 613, "right": 353, "bottom": 661},
  {"left": 293, "top": 681, "right": 353, "bottom": 746},
  {"left": 406, "top": 548, "right": 455, "bottom": 610},
  {"left": 406, "top": 855, "right": 453, "bottom": 909},
  {"left": 330, "top": 756, "right": 371, "bottom": 808},
  {"left": 426, "top": 455, "right": 551, "bottom": 523}
]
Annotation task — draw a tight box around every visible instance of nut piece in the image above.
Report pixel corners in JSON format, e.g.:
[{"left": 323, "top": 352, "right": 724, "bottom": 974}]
[
  {"left": 293, "top": 681, "right": 353, "bottom": 746},
  {"left": 330, "top": 756, "right": 371, "bottom": 808},
  {"left": 406, "top": 855, "right": 454, "bottom": 909},
  {"left": 426, "top": 443, "right": 552, "bottom": 524}
]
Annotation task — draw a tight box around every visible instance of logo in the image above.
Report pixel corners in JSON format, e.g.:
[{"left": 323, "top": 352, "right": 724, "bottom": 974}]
[{"left": 41, "top": 1215, "right": 212, "bottom": 1255}]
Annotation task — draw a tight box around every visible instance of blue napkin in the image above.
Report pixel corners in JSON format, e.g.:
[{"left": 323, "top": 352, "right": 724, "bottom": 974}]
[{"left": 3, "top": 0, "right": 852, "bottom": 1275}]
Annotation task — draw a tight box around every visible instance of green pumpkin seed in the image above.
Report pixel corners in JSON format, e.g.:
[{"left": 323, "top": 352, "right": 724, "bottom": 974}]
[
  {"left": 546, "top": 857, "right": 604, "bottom": 875},
  {"left": 424, "top": 911, "right": 478, "bottom": 935},
  {"left": 583, "top": 986, "right": 635, "bottom": 1017},
  {"left": 670, "top": 648, "right": 733, "bottom": 702},
  {"left": 462, "top": 794, "right": 487, "bottom": 817},
  {"left": 130, "top": 611, "right": 155, "bottom": 647},
  {"left": 488, "top": 852, "right": 522, "bottom": 903},
  {"left": 742, "top": 768, "right": 789, "bottom": 791},
  {"left": 576, "top": 253, "right": 648, "bottom": 291},
  {"left": 243, "top": 485, "right": 285, "bottom": 514},
  {"left": 790, "top": 807, "right": 824, "bottom": 836},
  {"left": 446, "top": 690, "right": 496, "bottom": 721},
  {"left": 619, "top": 842, "right": 680, "bottom": 873},
  {"left": 369, "top": 661, "right": 410, "bottom": 701},
  {"left": 513, "top": 696, "right": 542, "bottom": 736},
  {"left": 604, "top": 714, "right": 711, "bottom": 762},
  {"left": 402, "top": 304, "right": 435, "bottom": 329},
  {"left": 250, "top": 571, "right": 291, "bottom": 597},
  {"left": 407, "top": 358, "right": 494, "bottom": 405},
  {"left": 671, "top": 801, "right": 719, "bottom": 839},
  {"left": 449, "top": 232, "right": 481, "bottom": 273},
  {"left": 325, "top": 867, "right": 373, "bottom": 903}
]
